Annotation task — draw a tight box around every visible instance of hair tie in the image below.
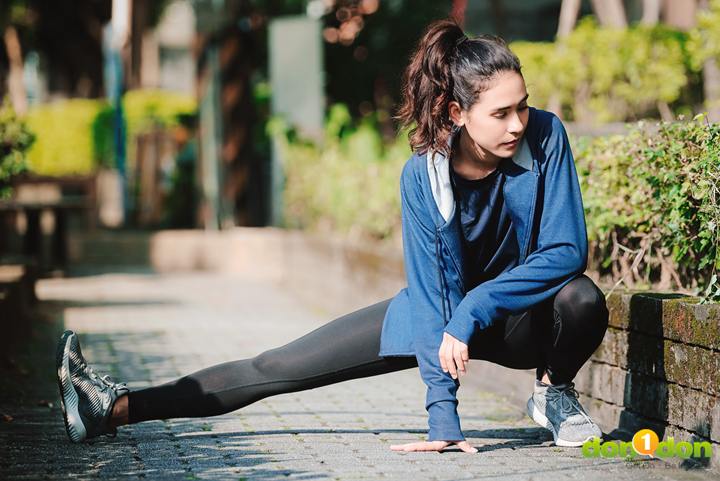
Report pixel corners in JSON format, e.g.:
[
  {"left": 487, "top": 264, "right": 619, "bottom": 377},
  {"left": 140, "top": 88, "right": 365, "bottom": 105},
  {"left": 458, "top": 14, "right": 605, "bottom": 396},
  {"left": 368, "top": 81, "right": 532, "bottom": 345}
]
[{"left": 455, "top": 35, "right": 468, "bottom": 47}]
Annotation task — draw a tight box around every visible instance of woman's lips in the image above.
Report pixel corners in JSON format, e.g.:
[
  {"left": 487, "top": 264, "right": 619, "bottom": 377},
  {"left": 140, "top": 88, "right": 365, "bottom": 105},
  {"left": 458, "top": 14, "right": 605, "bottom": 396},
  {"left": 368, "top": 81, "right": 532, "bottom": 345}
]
[{"left": 503, "top": 139, "right": 520, "bottom": 148}]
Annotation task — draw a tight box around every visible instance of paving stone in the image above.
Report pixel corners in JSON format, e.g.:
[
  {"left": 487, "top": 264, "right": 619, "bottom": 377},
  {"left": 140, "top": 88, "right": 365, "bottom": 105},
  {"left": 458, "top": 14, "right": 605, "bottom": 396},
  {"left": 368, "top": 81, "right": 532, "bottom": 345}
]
[{"left": 1, "top": 271, "right": 717, "bottom": 480}]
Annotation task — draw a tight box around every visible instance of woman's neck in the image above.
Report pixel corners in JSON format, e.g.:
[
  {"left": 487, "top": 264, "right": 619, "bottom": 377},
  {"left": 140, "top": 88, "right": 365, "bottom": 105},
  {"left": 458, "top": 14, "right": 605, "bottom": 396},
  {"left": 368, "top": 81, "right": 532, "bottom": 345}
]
[{"left": 450, "top": 128, "right": 501, "bottom": 181}]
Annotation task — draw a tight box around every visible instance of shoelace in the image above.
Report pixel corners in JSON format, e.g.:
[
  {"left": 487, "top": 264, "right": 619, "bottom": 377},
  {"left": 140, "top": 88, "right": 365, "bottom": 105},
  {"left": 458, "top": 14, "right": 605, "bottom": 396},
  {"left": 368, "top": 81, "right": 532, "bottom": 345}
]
[
  {"left": 546, "top": 385, "right": 592, "bottom": 424},
  {"left": 85, "top": 365, "right": 126, "bottom": 393},
  {"left": 83, "top": 366, "right": 128, "bottom": 437}
]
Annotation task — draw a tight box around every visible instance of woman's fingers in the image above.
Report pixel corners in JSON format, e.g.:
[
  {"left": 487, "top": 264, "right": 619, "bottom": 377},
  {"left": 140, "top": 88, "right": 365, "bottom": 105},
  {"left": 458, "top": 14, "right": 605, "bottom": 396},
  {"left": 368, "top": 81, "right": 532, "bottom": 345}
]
[
  {"left": 456, "top": 441, "right": 479, "bottom": 453},
  {"left": 389, "top": 441, "right": 450, "bottom": 452},
  {"left": 439, "top": 332, "right": 469, "bottom": 379},
  {"left": 453, "top": 341, "right": 467, "bottom": 376},
  {"left": 389, "top": 441, "right": 477, "bottom": 453},
  {"left": 444, "top": 346, "right": 457, "bottom": 379}
]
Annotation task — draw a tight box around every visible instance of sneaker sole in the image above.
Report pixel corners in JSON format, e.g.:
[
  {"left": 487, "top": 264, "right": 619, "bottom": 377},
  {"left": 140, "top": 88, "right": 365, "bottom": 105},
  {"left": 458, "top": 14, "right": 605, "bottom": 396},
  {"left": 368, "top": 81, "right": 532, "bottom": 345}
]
[
  {"left": 56, "top": 331, "right": 87, "bottom": 443},
  {"left": 526, "top": 396, "right": 595, "bottom": 447}
]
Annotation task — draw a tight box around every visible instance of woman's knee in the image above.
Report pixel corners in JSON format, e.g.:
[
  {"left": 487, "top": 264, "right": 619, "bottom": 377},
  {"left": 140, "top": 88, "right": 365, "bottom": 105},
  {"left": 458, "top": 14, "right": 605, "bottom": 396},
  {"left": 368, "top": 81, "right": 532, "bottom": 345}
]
[
  {"left": 554, "top": 275, "right": 609, "bottom": 335},
  {"left": 251, "top": 347, "right": 292, "bottom": 378}
]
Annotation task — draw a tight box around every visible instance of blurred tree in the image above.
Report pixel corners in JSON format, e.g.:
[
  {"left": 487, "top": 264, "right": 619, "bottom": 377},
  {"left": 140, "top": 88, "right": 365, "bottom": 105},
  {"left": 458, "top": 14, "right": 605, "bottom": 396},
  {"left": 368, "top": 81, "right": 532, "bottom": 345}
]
[
  {"left": 3, "top": 25, "right": 28, "bottom": 116},
  {"left": 0, "top": 1, "right": 34, "bottom": 116},
  {"left": 589, "top": 0, "right": 628, "bottom": 28},
  {"left": 0, "top": 0, "right": 112, "bottom": 102},
  {"left": 557, "top": 0, "right": 581, "bottom": 38},
  {"left": 698, "top": 0, "right": 720, "bottom": 122},
  {"left": 547, "top": 0, "right": 582, "bottom": 117},
  {"left": 663, "top": 0, "right": 697, "bottom": 30},
  {"left": 321, "top": 0, "right": 450, "bottom": 121},
  {"left": 641, "top": 0, "right": 661, "bottom": 26}
]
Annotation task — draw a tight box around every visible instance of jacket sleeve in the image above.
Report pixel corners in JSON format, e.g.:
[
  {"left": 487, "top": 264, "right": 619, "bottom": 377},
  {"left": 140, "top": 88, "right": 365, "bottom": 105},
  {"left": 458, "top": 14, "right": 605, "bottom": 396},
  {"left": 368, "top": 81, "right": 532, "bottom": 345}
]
[
  {"left": 444, "top": 115, "right": 588, "bottom": 344},
  {"left": 400, "top": 159, "right": 465, "bottom": 442}
]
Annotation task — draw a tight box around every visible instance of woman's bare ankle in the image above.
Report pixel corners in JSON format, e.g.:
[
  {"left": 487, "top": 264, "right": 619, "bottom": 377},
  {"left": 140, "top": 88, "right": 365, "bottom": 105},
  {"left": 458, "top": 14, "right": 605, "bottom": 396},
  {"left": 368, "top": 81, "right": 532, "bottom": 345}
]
[
  {"left": 541, "top": 370, "right": 554, "bottom": 386},
  {"left": 108, "top": 394, "right": 129, "bottom": 428}
]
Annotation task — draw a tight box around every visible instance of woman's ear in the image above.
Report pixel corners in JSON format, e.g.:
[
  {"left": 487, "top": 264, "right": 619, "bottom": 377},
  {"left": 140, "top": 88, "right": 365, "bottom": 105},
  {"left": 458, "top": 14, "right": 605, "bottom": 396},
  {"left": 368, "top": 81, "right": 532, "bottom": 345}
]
[{"left": 448, "top": 101, "right": 464, "bottom": 127}]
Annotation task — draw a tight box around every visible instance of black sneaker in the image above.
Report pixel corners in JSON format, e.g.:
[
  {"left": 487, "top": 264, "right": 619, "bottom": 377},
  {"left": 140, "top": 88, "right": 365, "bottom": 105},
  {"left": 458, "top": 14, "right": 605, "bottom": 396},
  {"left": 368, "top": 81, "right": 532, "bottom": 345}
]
[{"left": 55, "top": 330, "right": 129, "bottom": 442}]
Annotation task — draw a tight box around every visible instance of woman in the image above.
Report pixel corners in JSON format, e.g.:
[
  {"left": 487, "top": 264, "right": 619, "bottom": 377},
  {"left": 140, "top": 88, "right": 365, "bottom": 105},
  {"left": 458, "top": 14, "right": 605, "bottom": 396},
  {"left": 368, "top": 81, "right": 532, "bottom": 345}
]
[{"left": 56, "top": 20, "right": 609, "bottom": 454}]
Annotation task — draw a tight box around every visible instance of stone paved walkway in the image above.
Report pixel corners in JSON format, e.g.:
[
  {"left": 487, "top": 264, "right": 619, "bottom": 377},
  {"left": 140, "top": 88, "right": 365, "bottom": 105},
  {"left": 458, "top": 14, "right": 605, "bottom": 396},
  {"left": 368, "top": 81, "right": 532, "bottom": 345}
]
[{"left": 1, "top": 271, "right": 717, "bottom": 480}]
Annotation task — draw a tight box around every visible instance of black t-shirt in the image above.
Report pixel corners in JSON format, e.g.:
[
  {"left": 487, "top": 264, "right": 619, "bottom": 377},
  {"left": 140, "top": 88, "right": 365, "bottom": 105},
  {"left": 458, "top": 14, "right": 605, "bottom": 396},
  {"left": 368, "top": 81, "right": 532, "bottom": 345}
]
[{"left": 449, "top": 161, "right": 520, "bottom": 291}]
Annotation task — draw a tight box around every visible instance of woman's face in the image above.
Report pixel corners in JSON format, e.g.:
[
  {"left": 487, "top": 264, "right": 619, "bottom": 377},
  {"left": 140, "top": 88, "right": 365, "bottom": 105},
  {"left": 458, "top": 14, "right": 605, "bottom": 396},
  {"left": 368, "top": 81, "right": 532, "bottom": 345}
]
[{"left": 449, "top": 71, "right": 529, "bottom": 164}]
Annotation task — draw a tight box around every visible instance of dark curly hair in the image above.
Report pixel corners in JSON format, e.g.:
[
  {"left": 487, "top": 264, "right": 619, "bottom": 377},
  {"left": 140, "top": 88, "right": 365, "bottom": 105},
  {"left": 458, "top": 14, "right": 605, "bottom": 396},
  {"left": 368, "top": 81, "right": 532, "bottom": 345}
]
[{"left": 395, "top": 20, "right": 523, "bottom": 157}]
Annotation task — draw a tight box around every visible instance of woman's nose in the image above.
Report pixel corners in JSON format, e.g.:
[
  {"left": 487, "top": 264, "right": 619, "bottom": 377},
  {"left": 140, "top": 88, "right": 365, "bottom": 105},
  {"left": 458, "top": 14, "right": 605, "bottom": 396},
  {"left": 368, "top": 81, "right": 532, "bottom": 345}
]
[{"left": 508, "top": 112, "right": 523, "bottom": 134}]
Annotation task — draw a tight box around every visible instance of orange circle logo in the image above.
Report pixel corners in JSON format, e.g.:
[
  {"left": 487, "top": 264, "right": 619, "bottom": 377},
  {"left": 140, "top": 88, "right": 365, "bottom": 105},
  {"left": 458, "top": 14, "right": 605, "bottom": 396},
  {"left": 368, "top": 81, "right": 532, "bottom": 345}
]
[{"left": 633, "top": 429, "right": 659, "bottom": 457}]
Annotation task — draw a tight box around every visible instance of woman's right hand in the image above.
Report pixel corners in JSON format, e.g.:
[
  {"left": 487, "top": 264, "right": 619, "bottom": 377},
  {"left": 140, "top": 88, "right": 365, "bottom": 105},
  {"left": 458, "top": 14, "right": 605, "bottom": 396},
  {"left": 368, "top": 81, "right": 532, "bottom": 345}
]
[
  {"left": 438, "top": 332, "right": 469, "bottom": 379},
  {"left": 390, "top": 440, "right": 478, "bottom": 453}
]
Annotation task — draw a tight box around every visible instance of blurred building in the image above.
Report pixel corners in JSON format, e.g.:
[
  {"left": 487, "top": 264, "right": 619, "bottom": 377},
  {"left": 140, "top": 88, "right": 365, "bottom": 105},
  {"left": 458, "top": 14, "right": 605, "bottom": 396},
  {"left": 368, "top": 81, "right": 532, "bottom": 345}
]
[{"left": 139, "top": 0, "right": 196, "bottom": 93}]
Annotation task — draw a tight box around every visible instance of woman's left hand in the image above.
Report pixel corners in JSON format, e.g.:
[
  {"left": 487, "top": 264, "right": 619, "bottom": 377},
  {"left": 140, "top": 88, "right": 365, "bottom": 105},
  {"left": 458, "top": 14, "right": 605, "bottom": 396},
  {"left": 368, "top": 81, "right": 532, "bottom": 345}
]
[
  {"left": 438, "top": 332, "right": 469, "bottom": 379},
  {"left": 390, "top": 440, "right": 478, "bottom": 453}
]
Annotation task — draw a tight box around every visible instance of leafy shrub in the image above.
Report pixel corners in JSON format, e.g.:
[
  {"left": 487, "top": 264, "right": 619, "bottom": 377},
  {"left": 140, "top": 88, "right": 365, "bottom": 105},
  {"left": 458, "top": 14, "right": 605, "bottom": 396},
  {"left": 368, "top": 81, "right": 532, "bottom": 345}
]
[
  {"left": 0, "top": 100, "right": 34, "bottom": 197},
  {"left": 22, "top": 90, "right": 196, "bottom": 177},
  {"left": 275, "top": 104, "right": 410, "bottom": 242},
  {"left": 123, "top": 89, "right": 196, "bottom": 141},
  {"left": 24, "top": 99, "right": 103, "bottom": 176},
  {"left": 574, "top": 115, "right": 719, "bottom": 299},
  {"left": 511, "top": 18, "right": 689, "bottom": 123}
]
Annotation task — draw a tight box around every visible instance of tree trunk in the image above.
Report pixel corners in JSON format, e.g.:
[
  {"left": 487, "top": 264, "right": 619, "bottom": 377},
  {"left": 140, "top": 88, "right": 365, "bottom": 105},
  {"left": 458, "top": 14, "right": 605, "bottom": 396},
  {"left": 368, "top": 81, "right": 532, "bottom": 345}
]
[
  {"left": 589, "top": 0, "right": 628, "bottom": 28},
  {"left": 3, "top": 26, "right": 28, "bottom": 116},
  {"left": 641, "top": 0, "right": 662, "bottom": 26},
  {"left": 489, "top": 0, "right": 505, "bottom": 39},
  {"left": 702, "top": 57, "right": 720, "bottom": 123},
  {"left": 548, "top": 0, "right": 582, "bottom": 118},
  {"left": 698, "top": 0, "right": 720, "bottom": 123},
  {"left": 557, "top": 0, "right": 581, "bottom": 39},
  {"left": 663, "top": 0, "right": 697, "bottom": 30}
]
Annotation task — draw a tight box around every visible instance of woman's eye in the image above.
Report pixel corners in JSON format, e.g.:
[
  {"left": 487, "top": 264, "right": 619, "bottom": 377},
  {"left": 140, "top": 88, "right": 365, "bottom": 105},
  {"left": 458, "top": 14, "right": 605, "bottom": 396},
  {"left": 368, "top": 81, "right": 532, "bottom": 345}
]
[
  {"left": 494, "top": 113, "right": 507, "bottom": 119},
  {"left": 518, "top": 104, "right": 528, "bottom": 111}
]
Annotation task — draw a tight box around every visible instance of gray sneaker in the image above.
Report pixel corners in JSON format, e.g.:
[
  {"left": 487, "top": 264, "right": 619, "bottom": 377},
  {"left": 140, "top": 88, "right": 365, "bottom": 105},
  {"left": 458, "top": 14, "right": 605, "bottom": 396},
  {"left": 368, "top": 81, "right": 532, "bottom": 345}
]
[
  {"left": 56, "top": 330, "right": 129, "bottom": 442},
  {"left": 526, "top": 380, "right": 602, "bottom": 447}
]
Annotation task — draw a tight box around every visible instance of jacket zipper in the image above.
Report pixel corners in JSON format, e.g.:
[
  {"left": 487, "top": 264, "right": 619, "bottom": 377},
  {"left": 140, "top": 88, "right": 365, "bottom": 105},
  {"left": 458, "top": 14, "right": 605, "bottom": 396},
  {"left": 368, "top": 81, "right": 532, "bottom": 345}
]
[{"left": 434, "top": 226, "right": 447, "bottom": 326}]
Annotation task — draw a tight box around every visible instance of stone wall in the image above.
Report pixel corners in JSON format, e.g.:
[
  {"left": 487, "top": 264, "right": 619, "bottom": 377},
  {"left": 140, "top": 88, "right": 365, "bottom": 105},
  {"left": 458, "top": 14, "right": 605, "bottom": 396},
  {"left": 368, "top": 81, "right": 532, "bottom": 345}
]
[{"left": 575, "top": 292, "right": 720, "bottom": 469}]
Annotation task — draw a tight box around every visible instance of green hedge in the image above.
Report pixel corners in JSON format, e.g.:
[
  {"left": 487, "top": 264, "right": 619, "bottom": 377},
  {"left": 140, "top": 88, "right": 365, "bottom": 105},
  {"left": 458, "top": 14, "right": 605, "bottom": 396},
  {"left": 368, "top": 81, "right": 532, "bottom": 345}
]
[
  {"left": 277, "top": 109, "right": 719, "bottom": 301},
  {"left": 576, "top": 115, "right": 719, "bottom": 299},
  {"left": 508, "top": 2, "right": 720, "bottom": 124},
  {"left": 510, "top": 18, "right": 691, "bottom": 123},
  {"left": 23, "top": 90, "right": 196, "bottom": 177},
  {"left": 276, "top": 104, "right": 409, "bottom": 241},
  {"left": 24, "top": 99, "right": 103, "bottom": 176}
]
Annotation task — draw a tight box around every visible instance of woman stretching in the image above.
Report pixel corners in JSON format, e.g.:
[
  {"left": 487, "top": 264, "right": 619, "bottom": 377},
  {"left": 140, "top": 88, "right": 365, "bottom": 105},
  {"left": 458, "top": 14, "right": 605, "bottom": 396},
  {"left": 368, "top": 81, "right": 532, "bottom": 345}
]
[{"left": 56, "top": 19, "right": 609, "bottom": 453}]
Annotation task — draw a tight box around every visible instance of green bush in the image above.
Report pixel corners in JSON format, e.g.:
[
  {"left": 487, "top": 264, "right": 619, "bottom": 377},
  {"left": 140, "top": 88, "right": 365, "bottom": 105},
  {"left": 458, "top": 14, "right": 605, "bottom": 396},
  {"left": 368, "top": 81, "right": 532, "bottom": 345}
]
[
  {"left": 0, "top": 100, "right": 34, "bottom": 197},
  {"left": 275, "top": 104, "right": 410, "bottom": 242},
  {"left": 24, "top": 99, "right": 103, "bottom": 176},
  {"left": 23, "top": 90, "right": 197, "bottom": 177},
  {"left": 123, "top": 89, "right": 196, "bottom": 141},
  {"left": 574, "top": 115, "right": 719, "bottom": 299},
  {"left": 511, "top": 18, "right": 689, "bottom": 123}
]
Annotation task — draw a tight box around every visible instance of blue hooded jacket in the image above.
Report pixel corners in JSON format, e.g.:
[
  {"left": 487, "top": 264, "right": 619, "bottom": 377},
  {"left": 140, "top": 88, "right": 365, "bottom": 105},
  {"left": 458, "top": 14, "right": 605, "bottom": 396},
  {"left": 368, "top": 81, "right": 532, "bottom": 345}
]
[{"left": 378, "top": 108, "right": 588, "bottom": 442}]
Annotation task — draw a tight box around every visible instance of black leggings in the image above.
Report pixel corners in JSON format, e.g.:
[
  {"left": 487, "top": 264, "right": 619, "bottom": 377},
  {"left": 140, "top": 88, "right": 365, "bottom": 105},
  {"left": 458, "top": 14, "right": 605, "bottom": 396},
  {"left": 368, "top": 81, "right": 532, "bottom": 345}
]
[{"left": 127, "top": 275, "right": 608, "bottom": 424}]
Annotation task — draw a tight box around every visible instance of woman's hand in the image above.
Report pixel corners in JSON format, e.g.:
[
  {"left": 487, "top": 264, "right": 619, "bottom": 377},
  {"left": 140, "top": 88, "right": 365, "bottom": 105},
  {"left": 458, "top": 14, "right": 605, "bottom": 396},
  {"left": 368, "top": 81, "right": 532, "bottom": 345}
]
[
  {"left": 390, "top": 440, "right": 478, "bottom": 453},
  {"left": 438, "top": 332, "right": 469, "bottom": 379}
]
